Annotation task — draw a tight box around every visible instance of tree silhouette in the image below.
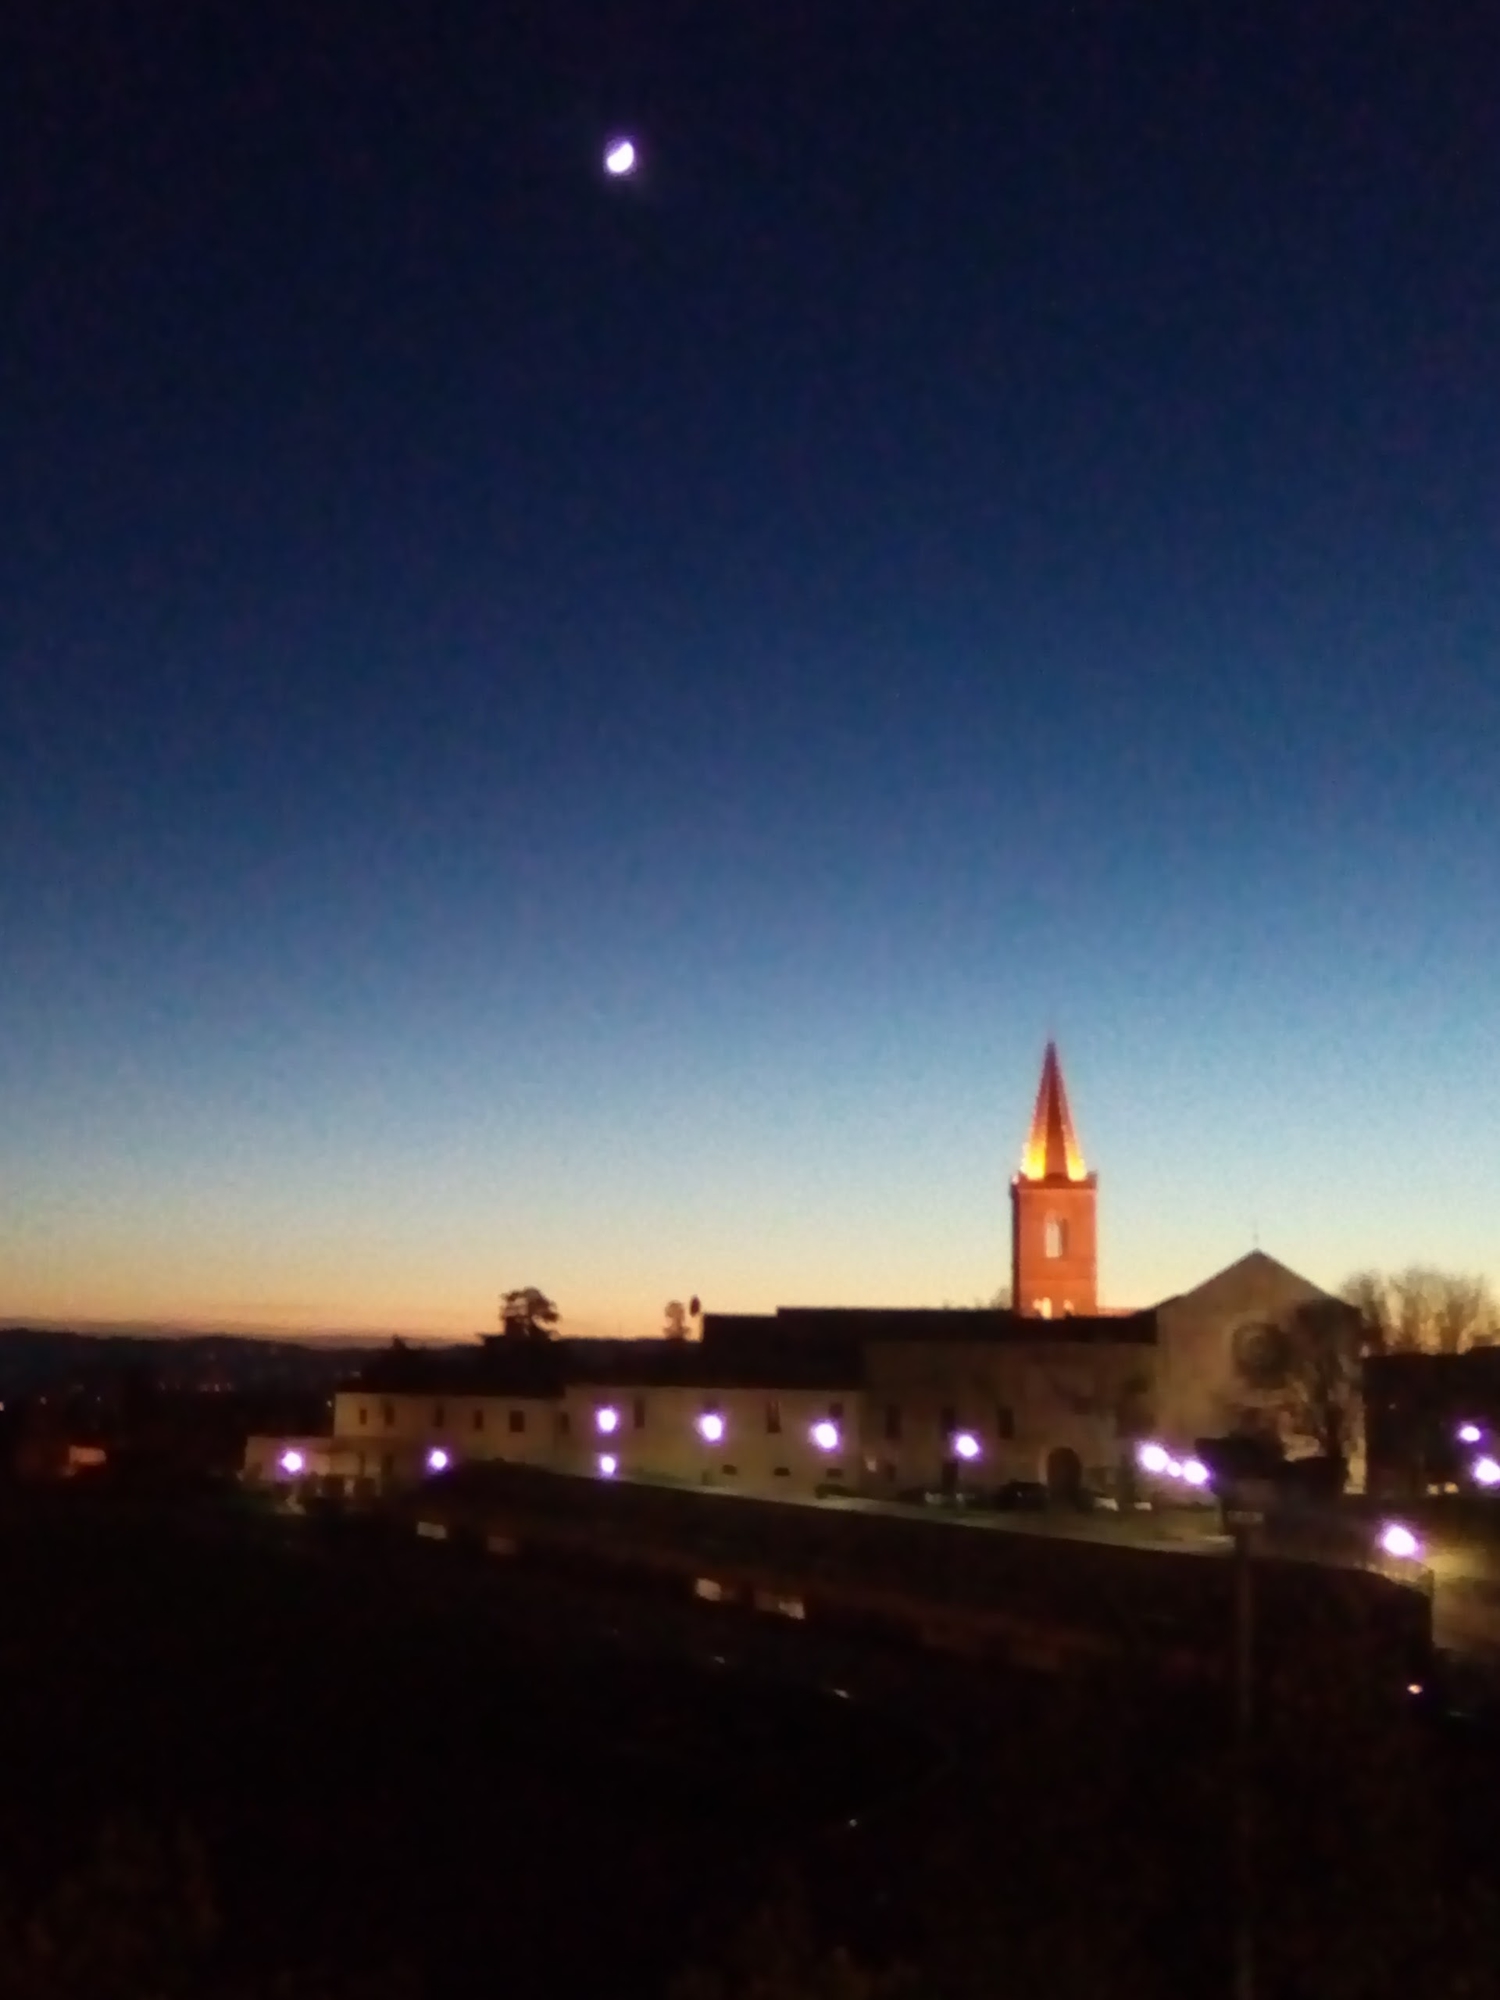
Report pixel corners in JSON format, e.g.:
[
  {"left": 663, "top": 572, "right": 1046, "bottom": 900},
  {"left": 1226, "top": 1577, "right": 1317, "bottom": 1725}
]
[
  {"left": 1235, "top": 1298, "right": 1367, "bottom": 1475},
  {"left": 1342, "top": 1267, "right": 1497, "bottom": 1354},
  {"left": 498, "top": 1288, "right": 560, "bottom": 1341}
]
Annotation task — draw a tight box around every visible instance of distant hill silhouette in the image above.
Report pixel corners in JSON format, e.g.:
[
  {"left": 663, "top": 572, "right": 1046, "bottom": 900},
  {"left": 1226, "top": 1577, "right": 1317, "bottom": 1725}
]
[{"left": 0, "top": 1325, "right": 450, "bottom": 1398}]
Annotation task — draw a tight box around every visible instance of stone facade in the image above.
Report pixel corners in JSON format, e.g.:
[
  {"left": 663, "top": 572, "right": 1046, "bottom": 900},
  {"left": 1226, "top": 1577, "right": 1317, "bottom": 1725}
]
[
  {"left": 862, "top": 1327, "right": 1153, "bottom": 1496},
  {"left": 1153, "top": 1250, "right": 1331, "bottom": 1447}
]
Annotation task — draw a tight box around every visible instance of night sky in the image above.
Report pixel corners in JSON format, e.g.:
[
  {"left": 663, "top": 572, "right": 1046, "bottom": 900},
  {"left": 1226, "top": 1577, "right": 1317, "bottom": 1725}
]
[{"left": 4, "top": 2, "right": 1498, "bottom": 1337}]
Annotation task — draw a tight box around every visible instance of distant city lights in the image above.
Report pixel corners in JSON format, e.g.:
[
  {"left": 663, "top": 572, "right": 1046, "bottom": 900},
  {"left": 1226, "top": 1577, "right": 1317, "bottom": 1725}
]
[
  {"left": 1472, "top": 1457, "right": 1500, "bottom": 1488},
  {"left": 1379, "top": 1522, "right": 1421, "bottom": 1562},
  {"left": 810, "top": 1420, "right": 840, "bottom": 1453},
  {"left": 426, "top": 1447, "right": 451, "bottom": 1474},
  {"left": 952, "top": 1431, "right": 981, "bottom": 1462},
  {"left": 279, "top": 1448, "right": 305, "bottom": 1475},
  {"left": 696, "top": 1412, "right": 725, "bottom": 1445},
  {"left": 596, "top": 1405, "right": 620, "bottom": 1435},
  {"left": 598, "top": 1453, "right": 618, "bottom": 1478}
]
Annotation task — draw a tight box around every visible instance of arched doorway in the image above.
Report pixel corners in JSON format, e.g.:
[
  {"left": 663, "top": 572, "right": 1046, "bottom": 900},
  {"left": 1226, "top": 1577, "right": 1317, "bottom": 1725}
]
[{"left": 1044, "top": 1445, "right": 1083, "bottom": 1505}]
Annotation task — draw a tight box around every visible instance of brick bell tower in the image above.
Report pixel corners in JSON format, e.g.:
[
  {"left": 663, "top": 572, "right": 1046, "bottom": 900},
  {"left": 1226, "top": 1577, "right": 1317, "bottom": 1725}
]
[{"left": 1010, "top": 1041, "right": 1098, "bottom": 1317}]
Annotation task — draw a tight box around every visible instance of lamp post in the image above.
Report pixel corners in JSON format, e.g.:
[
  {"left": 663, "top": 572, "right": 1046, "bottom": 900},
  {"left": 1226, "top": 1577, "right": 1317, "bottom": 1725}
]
[
  {"left": 1230, "top": 1507, "right": 1256, "bottom": 2000},
  {"left": 1136, "top": 1434, "right": 1258, "bottom": 1997}
]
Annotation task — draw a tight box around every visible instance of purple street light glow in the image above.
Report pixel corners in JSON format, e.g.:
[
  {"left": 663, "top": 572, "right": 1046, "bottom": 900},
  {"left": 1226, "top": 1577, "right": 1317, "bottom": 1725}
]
[
  {"left": 952, "top": 1431, "right": 981, "bottom": 1461},
  {"left": 1472, "top": 1457, "right": 1500, "bottom": 1488},
  {"left": 1136, "top": 1442, "right": 1170, "bottom": 1475},
  {"left": 1458, "top": 1423, "right": 1483, "bottom": 1445},
  {"left": 596, "top": 1406, "right": 620, "bottom": 1435},
  {"left": 603, "top": 137, "right": 637, "bottom": 177},
  {"left": 1379, "top": 1522, "right": 1421, "bottom": 1561},
  {"left": 810, "top": 1420, "right": 840, "bottom": 1453},
  {"left": 279, "top": 1448, "right": 305, "bottom": 1475},
  {"left": 696, "top": 1412, "right": 725, "bottom": 1444},
  {"left": 598, "top": 1453, "right": 618, "bottom": 1478},
  {"left": 426, "top": 1446, "right": 451, "bottom": 1473},
  {"left": 1181, "top": 1458, "right": 1210, "bottom": 1487}
]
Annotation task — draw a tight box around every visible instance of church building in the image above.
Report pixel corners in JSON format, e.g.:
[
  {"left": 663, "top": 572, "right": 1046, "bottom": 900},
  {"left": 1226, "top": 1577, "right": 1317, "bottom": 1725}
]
[{"left": 245, "top": 1044, "right": 1352, "bottom": 1504}]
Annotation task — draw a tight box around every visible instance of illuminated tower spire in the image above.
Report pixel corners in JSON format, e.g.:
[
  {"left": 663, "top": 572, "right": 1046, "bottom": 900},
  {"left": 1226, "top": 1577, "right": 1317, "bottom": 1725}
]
[
  {"left": 1011, "top": 1042, "right": 1099, "bottom": 1317},
  {"left": 1020, "top": 1040, "right": 1087, "bottom": 1184}
]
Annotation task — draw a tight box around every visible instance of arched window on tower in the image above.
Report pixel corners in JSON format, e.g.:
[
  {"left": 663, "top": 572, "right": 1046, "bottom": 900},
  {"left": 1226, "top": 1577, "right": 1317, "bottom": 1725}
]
[{"left": 1044, "top": 1215, "right": 1068, "bottom": 1260}]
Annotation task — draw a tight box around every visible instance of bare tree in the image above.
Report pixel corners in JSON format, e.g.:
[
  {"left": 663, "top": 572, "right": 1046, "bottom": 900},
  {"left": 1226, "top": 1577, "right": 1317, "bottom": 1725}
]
[
  {"left": 1342, "top": 1267, "right": 1497, "bottom": 1354},
  {"left": 498, "top": 1288, "right": 560, "bottom": 1341},
  {"left": 1231, "top": 1298, "right": 1369, "bottom": 1476},
  {"left": 663, "top": 1300, "right": 690, "bottom": 1340},
  {"left": 1281, "top": 1297, "right": 1367, "bottom": 1470}
]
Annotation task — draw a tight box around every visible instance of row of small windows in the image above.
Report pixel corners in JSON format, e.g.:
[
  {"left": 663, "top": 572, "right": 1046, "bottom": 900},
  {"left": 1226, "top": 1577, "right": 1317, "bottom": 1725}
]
[
  {"left": 883, "top": 1404, "right": 1015, "bottom": 1442},
  {"left": 355, "top": 1397, "right": 837, "bottom": 1435},
  {"left": 325, "top": 1453, "right": 845, "bottom": 1487},
  {"left": 356, "top": 1402, "right": 560, "bottom": 1435},
  {"left": 355, "top": 1396, "right": 1014, "bottom": 1441}
]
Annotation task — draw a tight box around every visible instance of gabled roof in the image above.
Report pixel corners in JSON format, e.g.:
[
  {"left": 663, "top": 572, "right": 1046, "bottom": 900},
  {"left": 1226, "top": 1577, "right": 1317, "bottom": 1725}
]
[
  {"left": 1018, "top": 1040, "right": 1088, "bottom": 1183},
  {"left": 1156, "top": 1249, "right": 1332, "bottom": 1318}
]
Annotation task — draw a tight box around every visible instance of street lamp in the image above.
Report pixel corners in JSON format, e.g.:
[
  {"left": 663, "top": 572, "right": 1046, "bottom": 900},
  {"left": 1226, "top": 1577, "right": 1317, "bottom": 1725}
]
[
  {"left": 596, "top": 1405, "right": 620, "bottom": 1435},
  {"left": 1378, "top": 1521, "right": 1421, "bottom": 1562},
  {"left": 810, "top": 1419, "right": 840, "bottom": 1453},
  {"left": 279, "top": 1448, "right": 305, "bottom": 1476},
  {"left": 1220, "top": 1484, "right": 1266, "bottom": 2000},
  {"left": 952, "top": 1431, "right": 982, "bottom": 1462},
  {"left": 1457, "top": 1422, "right": 1482, "bottom": 1445},
  {"left": 1472, "top": 1456, "right": 1500, "bottom": 1488},
  {"left": 1136, "top": 1441, "right": 1212, "bottom": 1493},
  {"left": 426, "top": 1446, "right": 451, "bottom": 1474},
  {"left": 696, "top": 1412, "right": 725, "bottom": 1445},
  {"left": 597, "top": 1453, "right": 618, "bottom": 1478}
]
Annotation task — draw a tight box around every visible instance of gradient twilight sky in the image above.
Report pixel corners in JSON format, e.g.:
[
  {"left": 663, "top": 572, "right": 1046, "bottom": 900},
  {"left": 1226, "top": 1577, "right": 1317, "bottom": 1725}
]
[{"left": 3, "top": 2, "right": 1498, "bottom": 1339}]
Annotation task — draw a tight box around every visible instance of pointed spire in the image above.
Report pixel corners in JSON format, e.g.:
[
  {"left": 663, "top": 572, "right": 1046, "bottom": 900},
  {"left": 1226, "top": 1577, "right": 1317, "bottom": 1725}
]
[{"left": 1019, "top": 1041, "right": 1087, "bottom": 1183}]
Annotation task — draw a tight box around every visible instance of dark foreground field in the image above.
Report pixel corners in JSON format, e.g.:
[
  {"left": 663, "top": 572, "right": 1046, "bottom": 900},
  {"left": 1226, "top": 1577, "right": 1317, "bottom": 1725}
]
[{"left": 0, "top": 1490, "right": 1489, "bottom": 1998}]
